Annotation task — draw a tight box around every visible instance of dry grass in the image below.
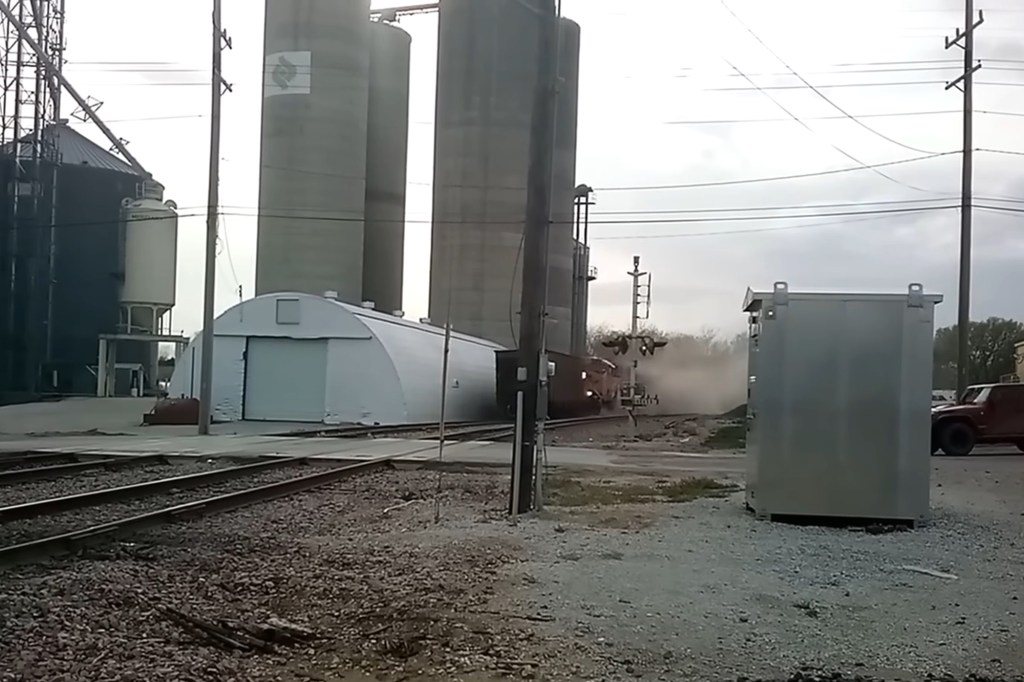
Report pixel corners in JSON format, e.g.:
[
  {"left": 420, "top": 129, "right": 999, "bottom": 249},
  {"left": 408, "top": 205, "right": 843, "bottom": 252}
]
[
  {"left": 545, "top": 474, "right": 739, "bottom": 508},
  {"left": 704, "top": 422, "right": 746, "bottom": 450}
]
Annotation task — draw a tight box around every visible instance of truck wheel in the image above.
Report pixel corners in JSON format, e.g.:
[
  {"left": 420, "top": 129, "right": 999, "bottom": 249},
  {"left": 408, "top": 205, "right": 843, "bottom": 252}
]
[{"left": 937, "top": 422, "right": 976, "bottom": 457}]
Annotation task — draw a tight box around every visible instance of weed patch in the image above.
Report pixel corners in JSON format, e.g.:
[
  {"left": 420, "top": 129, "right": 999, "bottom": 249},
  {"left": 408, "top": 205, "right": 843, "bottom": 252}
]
[
  {"left": 704, "top": 422, "right": 746, "bottom": 449},
  {"left": 545, "top": 475, "right": 739, "bottom": 507}
]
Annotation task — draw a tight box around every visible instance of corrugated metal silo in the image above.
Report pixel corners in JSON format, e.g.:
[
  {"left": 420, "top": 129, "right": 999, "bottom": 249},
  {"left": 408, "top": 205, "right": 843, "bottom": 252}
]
[
  {"left": 1, "top": 124, "right": 160, "bottom": 397},
  {"left": 362, "top": 20, "right": 412, "bottom": 315},
  {"left": 255, "top": 0, "right": 372, "bottom": 302},
  {"left": 429, "top": 0, "right": 581, "bottom": 355}
]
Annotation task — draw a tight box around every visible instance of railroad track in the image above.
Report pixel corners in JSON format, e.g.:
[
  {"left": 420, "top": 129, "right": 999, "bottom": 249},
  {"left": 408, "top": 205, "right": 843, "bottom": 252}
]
[
  {"left": 289, "top": 414, "right": 624, "bottom": 441},
  {"left": 0, "top": 414, "right": 623, "bottom": 567},
  {"left": 0, "top": 454, "right": 397, "bottom": 568},
  {"left": 0, "top": 453, "right": 167, "bottom": 485}
]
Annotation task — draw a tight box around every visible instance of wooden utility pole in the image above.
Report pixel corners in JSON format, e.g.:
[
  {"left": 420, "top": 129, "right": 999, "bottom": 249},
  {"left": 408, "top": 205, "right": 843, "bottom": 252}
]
[
  {"left": 510, "top": 0, "right": 558, "bottom": 516},
  {"left": 945, "top": 1, "right": 983, "bottom": 397},
  {"left": 198, "top": 0, "right": 231, "bottom": 435}
]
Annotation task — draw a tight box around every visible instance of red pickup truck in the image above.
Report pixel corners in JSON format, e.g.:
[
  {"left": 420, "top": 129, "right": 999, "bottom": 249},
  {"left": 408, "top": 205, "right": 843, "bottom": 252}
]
[{"left": 931, "top": 383, "right": 1024, "bottom": 456}]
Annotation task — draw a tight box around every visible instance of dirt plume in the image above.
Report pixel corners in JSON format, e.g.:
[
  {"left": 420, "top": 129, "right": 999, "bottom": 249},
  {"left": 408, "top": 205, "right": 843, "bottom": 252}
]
[{"left": 636, "top": 340, "right": 747, "bottom": 415}]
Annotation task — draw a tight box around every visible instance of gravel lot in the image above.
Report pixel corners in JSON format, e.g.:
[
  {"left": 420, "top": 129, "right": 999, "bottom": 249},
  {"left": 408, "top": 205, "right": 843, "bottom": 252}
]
[
  {"left": 1, "top": 455, "right": 1022, "bottom": 682},
  {"left": 460, "top": 457, "right": 1024, "bottom": 681}
]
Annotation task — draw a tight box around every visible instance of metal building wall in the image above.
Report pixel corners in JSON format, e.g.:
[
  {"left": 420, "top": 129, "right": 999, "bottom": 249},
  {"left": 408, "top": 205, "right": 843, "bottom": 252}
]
[
  {"left": 48, "top": 165, "right": 147, "bottom": 394},
  {"left": 255, "top": 0, "right": 371, "bottom": 302},
  {"left": 0, "top": 158, "right": 150, "bottom": 399},
  {"left": 362, "top": 20, "right": 411, "bottom": 315},
  {"left": 429, "top": 0, "right": 581, "bottom": 354}
]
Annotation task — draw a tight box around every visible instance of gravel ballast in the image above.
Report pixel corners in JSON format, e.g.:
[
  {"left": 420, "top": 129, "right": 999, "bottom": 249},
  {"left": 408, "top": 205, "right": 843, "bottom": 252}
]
[
  {"left": 0, "top": 470, "right": 607, "bottom": 682},
  {"left": 0, "top": 458, "right": 225, "bottom": 507},
  {"left": 0, "top": 460, "right": 320, "bottom": 547}
]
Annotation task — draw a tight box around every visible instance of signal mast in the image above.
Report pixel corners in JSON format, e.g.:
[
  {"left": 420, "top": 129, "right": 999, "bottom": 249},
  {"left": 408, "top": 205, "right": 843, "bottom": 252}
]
[{"left": 601, "top": 255, "right": 666, "bottom": 434}]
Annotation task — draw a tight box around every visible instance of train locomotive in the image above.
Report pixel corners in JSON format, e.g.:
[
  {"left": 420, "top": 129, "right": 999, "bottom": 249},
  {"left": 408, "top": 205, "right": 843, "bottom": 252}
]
[{"left": 495, "top": 349, "right": 622, "bottom": 418}]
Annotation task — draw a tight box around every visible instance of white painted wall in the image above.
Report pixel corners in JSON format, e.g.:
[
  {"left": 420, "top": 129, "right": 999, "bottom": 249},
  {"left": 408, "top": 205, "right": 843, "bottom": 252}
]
[{"left": 167, "top": 293, "right": 505, "bottom": 425}]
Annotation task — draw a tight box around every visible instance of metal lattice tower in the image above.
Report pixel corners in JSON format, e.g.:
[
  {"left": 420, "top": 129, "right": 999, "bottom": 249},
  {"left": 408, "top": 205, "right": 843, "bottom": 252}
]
[{"left": 0, "top": 0, "right": 65, "bottom": 393}]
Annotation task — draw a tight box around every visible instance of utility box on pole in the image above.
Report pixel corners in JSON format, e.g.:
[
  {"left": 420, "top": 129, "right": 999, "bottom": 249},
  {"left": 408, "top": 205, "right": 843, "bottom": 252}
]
[{"left": 742, "top": 282, "right": 943, "bottom": 526}]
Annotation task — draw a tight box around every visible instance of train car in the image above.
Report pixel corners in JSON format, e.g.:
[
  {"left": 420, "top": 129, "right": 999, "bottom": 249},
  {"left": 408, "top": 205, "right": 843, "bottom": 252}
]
[
  {"left": 495, "top": 349, "right": 607, "bottom": 418},
  {"left": 495, "top": 350, "right": 598, "bottom": 413},
  {"left": 582, "top": 356, "right": 622, "bottom": 409}
]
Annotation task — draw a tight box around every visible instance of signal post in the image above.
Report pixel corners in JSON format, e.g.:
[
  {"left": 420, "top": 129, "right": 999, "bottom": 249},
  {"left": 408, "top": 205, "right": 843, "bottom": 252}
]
[{"left": 602, "top": 256, "right": 666, "bottom": 436}]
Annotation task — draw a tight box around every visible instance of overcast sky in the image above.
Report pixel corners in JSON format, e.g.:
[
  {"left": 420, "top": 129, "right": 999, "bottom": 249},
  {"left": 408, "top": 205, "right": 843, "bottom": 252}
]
[{"left": 63, "top": 0, "right": 1024, "bottom": 338}]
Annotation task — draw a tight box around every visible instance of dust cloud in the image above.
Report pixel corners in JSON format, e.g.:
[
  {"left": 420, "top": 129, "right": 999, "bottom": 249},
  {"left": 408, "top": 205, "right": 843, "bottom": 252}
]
[{"left": 635, "top": 342, "right": 748, "bottom": 416}]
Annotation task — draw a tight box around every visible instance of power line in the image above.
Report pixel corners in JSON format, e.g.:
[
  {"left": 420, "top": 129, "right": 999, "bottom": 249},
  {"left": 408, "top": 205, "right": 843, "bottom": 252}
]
[
  {"left": 218, "top": 205, "right": 960, "bottom": 226},
  {"left": 590, "top": 207, "right": 959, "bottom": 241},
  {"left": 977, "top": 147, "right": 1024, "bottom": 157},
  {"left": 595, "top": 150, "right": 970, "bottom": 192},
  {"left": 721, "top": 0, "right": 943, "bottom": 155},
  {"left": 202, "top": 195, "right": 978, "bottom": 219},
  {"left": 665, "top": 109, "right": 1024, "bottom": 125},
  {"left": 63, "top": 77, "right": 1024, "bottom": 90},
  {"left": 720, "top": 59, "right": 945, "bottom": 194},
  {"left": 1, "top": 204, "right": 966, "bottom": 234},
  {"left": 707, "top": 80, "right": 1024, "bottom": 91},
  {"left": 60, "top": 107, "right": 1024, "bottom": 128}
]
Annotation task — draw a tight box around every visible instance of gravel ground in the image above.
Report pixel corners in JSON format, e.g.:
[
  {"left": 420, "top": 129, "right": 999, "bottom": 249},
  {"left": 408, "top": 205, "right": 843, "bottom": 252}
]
[
  {"left": 0, "top": 460, "right": 320, "bottom": 547},
  {"left": 548, "top": 414, "right": 738, "bottom": 453},
  {"left": 0, "top": 469, "right": 609, "bottom": 682},
  {"left": 0, "top": 458, "right": 225, "bottom": 507},
  {"left": 443, "top": 459, "right": 1024, "bottom": 682},
  {"left": 2, "top": 457, "right": 1022, "bottom": 682}
]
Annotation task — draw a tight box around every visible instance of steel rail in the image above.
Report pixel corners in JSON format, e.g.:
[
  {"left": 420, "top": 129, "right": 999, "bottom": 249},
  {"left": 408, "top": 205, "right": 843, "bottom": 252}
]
[
  {"left": 0, "top": 452, "right": 79, "bottom": 469},
  {"left": 285, "top": 419, "right": 511, "bottom": 439},
  {"left": 440, "top": 415, "right": 624, "bottom": 442},
  {"left": 0, "top": 454, "right": 166, "bottom": 485},
  {"left": 0, "top": 456, "right": 393, "bottom": 567},
  {"left": 0, "top": 456, "right": 309, "bottom": 523}
]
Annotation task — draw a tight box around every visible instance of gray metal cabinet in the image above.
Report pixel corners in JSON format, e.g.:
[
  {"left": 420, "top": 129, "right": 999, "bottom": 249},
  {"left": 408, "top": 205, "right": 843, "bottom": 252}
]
[{"left": 742, "top": 282, "right": 942, "bottom": 524}]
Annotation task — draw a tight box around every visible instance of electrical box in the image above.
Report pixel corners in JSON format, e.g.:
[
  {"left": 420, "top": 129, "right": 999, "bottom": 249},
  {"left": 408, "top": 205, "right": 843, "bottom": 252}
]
[{"left": 742, "top": 282, "right": 943, "bottom": 525}]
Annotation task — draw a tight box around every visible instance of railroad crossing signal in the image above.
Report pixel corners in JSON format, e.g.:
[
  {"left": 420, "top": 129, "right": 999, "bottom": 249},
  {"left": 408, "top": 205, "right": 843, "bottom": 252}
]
[
  {"left": 638, "top": 336, "right": 667, "bottom": 356},
  {"left": 602, "top": 335, "right": 629, "bottom": 355}
]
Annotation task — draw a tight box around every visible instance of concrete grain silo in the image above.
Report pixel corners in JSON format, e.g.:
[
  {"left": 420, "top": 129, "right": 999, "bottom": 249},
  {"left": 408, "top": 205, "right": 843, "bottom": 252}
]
[
  {"left": 362, "top": 20, "right": 412, "bottom": 315},
  {"left": 255, "top": 0, "right": 371, "bottom": 302},
  {"left": 547, "top": 17, "right": 582, "bottom": 356},
  {"left": 429, "top": 0, "right": 581, "bottom": 354}
]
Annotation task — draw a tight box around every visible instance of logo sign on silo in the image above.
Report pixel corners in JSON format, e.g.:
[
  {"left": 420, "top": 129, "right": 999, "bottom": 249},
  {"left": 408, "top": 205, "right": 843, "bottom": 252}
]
[{"left": 264, "top": 51, "right": 311, "bottom": 98}]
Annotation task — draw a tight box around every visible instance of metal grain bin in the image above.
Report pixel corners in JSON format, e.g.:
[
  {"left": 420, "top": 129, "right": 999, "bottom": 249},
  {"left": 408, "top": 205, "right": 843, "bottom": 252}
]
[{"left": 742, "top": 282, "right": 943, "bottom": 525}]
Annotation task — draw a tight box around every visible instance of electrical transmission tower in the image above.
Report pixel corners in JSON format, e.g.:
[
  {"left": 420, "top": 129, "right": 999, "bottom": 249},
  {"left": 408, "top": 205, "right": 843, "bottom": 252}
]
[{"left": 0, "top": 0, "right": 65, "bottom": 393}]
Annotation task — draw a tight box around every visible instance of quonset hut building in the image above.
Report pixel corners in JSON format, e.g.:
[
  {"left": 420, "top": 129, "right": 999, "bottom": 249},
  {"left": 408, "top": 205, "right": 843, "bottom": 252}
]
[
  {"left": 168, "top": 292, "right": 502, "bottom": 425},
  {"left": 0, "top": 124, "right": 178, "bottom": 402}
]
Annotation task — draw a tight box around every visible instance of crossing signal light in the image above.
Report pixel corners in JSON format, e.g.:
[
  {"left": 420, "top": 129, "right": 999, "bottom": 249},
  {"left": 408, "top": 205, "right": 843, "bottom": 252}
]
[
  {"left": 602, "top": 335, "right": 629, "bottom": 355},
  {"left": 639, "top": 336, "right": 668, "bottom": 356}
]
